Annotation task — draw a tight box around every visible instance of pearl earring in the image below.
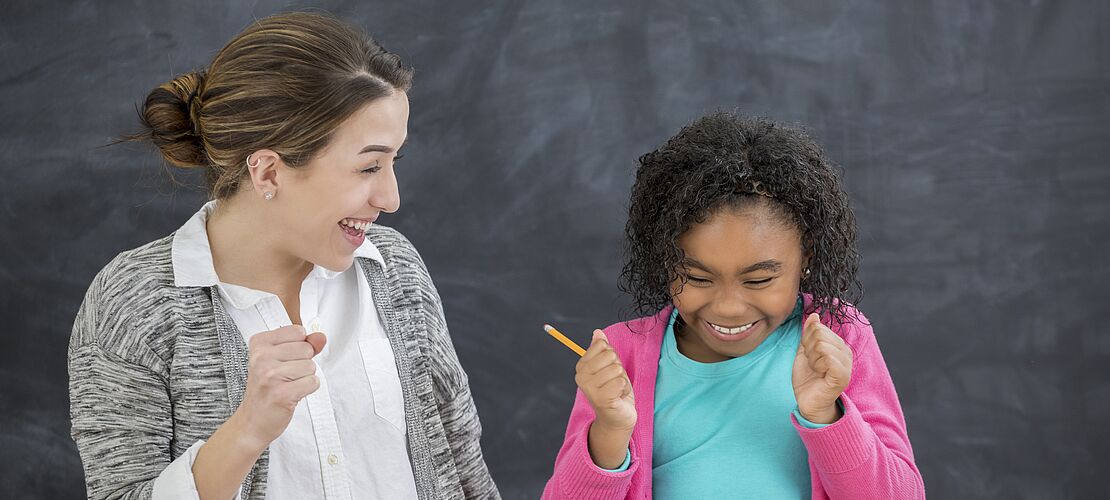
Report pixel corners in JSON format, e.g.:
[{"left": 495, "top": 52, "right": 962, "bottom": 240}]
[{"left": 264, "top": 191, "right": 274, "bottom": 200}]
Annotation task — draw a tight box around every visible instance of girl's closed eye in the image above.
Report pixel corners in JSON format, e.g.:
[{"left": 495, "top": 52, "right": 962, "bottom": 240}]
[
  {"left": 686, "top": 275, "right": 713, "bottom": 286},
  {"left": 745, "top": 277, "right": 774, "bottom": 287}
]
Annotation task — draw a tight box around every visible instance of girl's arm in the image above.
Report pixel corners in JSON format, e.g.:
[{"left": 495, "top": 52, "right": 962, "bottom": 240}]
[
  {"left": 542, "top": 389, "right": 640, "bottom": 500},
  {"left": 793, "top": 319, "right": 926, "bottom": 500}
]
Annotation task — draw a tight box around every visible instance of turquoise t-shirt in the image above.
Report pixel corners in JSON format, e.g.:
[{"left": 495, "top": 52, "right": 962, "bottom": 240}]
[{"left": 651, "top": 299, "right": 814, "bottom": 499}]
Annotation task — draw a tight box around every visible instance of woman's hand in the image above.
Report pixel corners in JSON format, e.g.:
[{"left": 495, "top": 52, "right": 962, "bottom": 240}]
[
  {"left": 193, "top": 325, "right": 326, "bottom": 499},
  {"left": 237, "top": 325, "right": 327, "bottom": 447},
  {"left": 792, "top": 313, "right": 852, "bottom": 424},
  {"left": 576, "top": 330, "right": 636, "bottom": 469}
]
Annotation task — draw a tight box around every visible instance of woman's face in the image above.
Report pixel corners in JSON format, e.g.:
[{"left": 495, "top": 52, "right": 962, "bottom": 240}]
[
  {"left": 274, "top": 91, "right": 409, "bottom": 272},
  {"left": 670, "top": 203, "right": 807, "bottom": 363}
]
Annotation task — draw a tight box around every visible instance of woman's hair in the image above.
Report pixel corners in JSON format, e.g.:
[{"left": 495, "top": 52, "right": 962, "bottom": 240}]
[
  {"left": 130, "top": 12, "right": 413, "bottom": 199},
  {"left": 619, "top": 112, "right": 863, "bottom": 324}
]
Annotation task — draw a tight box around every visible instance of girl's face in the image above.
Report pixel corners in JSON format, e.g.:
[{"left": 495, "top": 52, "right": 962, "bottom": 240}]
[
  {"left": 671, "top": 203, "right": 807, "bottom": 363},
  {"left": 274, "top": 91, "right": 409, "bottom": 272}
]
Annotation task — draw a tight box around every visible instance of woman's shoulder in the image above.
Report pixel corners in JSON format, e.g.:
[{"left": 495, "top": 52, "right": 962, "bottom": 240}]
[
  {"left": 72, "top": 235, "right": 183, "bottom": 353},
  {"left": 365, "top": 224, "right": 419, "bottom": 264},
  {"left": 84, "top": 235, "right": 177, "bottom": 305}
]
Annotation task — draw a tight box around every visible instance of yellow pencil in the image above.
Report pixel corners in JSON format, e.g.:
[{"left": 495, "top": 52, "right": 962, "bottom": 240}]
[{"left": 544, "top": 324, "right": 587, "bottom": 357}]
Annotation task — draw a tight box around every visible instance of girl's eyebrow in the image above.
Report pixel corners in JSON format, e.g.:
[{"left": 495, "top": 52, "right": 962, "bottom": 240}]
[
  {"left": 680, "top": 257, "right": 716, "bottom": 274},
  {"left": 740, "top": 260, "right": 783, "bottom": 274},
  {"left": 681, "top": 257, "right": 782, "bottom": 275}
]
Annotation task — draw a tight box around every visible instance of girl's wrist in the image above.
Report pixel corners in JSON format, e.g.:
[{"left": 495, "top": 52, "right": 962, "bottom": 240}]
[
  {"left": 587, "top": 420, "right": 633, "bottom": 469},
  {"left": 799, "top": 402, "right": 842, "bottom": 425}
]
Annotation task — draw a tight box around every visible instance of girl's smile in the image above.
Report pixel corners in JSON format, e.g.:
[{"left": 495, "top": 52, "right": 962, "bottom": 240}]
[{"left": 671, "top": 201, "right": 807, "bottom": 363}]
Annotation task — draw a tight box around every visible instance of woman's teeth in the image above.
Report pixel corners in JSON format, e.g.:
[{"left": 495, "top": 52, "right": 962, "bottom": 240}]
[
  {"left": 709, "top": 321, "right": 756, "bottom": 335},
  {"left": 340, "top": 218, "right": 370, "bottom": 233}
]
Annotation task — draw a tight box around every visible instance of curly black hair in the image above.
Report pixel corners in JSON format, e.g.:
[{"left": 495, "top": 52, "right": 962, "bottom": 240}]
[{"left": 619, "top": 112, "right": 863, "bottom": 324}]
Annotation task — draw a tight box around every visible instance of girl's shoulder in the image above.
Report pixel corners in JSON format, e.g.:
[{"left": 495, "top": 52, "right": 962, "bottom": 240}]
[
  {"left": 599, "top": 306, "right": 673, "bottom": 358},
  {"left": 802, "top": 295, "right": 877, "bottom": 355}
]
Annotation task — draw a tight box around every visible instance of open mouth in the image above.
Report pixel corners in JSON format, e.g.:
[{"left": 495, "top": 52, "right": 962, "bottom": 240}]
[
  {"left": 339, "top": 217, "right": 371, "bottom": 236},
  {"left": 338, "top": 217, "right": 376, "bottom": 245}
]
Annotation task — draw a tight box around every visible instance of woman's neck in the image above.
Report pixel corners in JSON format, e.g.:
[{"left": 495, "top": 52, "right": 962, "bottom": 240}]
[{"left": 205, "top": 195, "right": 313, "bottom": 302}]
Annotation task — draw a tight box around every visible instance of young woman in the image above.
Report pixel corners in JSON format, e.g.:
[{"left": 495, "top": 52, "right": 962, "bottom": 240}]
[
  {"left": 544, "top": 113, "right": 924, "bottom": 499},
  {"left": 68, "top": 12, "right": 499, "bottom": 500}
]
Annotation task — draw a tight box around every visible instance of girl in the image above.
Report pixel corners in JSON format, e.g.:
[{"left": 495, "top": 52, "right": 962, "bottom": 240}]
[
  {"left": 543, "top": 113, "right": 924, "bottom": 499},
  {"left": 68, "top": 13, "right": 499, "bottom": 500}
]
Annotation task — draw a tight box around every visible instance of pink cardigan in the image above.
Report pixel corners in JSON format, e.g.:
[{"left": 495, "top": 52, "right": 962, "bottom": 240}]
[{"left": 542, "top": 297, "right": 925, "bottom": 499}]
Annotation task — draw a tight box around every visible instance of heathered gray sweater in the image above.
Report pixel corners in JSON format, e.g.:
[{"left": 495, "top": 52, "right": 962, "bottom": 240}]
[{"left": 68, "top": 224, "right": 500, "bottom": 499}]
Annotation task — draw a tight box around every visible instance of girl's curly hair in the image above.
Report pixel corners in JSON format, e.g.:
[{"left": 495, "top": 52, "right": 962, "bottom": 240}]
[{"left": 619, "top": 112, "right": 863, "bottom": 324}]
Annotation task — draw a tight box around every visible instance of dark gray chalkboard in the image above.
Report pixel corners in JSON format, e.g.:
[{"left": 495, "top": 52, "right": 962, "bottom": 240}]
[{"left": 2, "top": 1, "right": 1107, "bottom": 498}]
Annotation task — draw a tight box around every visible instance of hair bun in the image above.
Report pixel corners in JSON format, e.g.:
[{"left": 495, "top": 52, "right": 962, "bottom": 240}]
[{"left": 138, "top": 71, "right": 209, "bottom": 168}]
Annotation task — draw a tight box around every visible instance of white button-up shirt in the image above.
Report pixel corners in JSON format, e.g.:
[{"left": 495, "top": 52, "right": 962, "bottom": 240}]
[{"left": 152, "top": 201, "right": 418, "bottom": 500}]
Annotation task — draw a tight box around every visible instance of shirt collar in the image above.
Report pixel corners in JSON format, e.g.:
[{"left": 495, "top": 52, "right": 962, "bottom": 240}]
[{"left": 171, "top": 200, "right": 386, "bottom": 296}]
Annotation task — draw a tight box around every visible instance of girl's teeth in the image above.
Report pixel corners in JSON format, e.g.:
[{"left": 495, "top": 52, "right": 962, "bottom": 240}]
[{"left": 710, "top": 321, "right": 755, "bottom": 335}]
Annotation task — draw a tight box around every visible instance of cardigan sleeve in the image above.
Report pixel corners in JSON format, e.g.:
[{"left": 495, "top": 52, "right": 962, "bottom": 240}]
[
  {"left": 68, "top": 279, "right": 195, "bottom": 500},
  {"left": 406, "top": 239, "right": 502, "bottom": 499},
  {"left": 542, "top": 387, "right": 641, "bottom": 500},
  {"left": 791, "top": 313, "right": 926, "bottom": 499}
]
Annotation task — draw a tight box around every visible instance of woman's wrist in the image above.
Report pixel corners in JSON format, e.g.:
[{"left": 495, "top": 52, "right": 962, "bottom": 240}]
[{"left": 221, "top": 409, "right": 270, "bottom": 458}]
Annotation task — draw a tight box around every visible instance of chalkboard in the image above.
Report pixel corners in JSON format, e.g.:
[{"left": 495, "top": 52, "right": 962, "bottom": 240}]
[{"left": 2, "top": 1, "right": 1107, "bottom": 498}]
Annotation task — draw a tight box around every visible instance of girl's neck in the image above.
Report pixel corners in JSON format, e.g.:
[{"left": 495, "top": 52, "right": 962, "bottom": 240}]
[{"left": 205, "top": 194, "right": 313, "bottom": 300}]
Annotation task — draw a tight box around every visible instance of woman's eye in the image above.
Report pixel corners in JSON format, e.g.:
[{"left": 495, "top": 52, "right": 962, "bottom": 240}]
[
  {"left": 394, "top": 154, "right": 404, "bottom": 162},
  {"left": 361, "top": 165, "right": 382, "bottom": 174}
]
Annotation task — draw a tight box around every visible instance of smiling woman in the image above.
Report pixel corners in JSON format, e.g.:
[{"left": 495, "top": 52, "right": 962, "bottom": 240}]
[{"left": 68, "top": 12, "right": 499, "bottom": 500}]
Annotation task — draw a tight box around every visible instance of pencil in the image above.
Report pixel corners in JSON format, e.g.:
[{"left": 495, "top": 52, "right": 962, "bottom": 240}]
[{"left": 544, "top": 324, "right": 586, "bottom": 357}]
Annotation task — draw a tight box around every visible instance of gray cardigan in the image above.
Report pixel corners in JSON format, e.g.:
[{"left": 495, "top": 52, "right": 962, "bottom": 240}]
[{"left": 68, "top": 224, "right": 500, "bottom": 499}]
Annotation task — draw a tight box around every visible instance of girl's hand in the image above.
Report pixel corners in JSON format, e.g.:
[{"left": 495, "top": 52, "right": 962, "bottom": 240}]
[
  {"left": 236, "top": 325, "right": 327, "bottom": 447},
  {"left": 791, "top": 313, "right": 852, "bottom": 424},
  {"left": 575, "top": 330, "right": 636, "bottom": 432},
  {"left": 576, "top": 330, "right": 636, "bottom": 469}
]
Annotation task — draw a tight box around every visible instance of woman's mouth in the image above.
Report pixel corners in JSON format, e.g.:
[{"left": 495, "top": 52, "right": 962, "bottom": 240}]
[
  {"left": 703, "top": 319, "right": 760, "bottom": 342},
  {"left": 338, "top": 217, "right": 373, "bottom": 246}
]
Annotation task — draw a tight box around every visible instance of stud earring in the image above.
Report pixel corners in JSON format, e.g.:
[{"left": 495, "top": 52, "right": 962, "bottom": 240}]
[{"left": 264, "top": 191, "right": 274, "bottom": 200}]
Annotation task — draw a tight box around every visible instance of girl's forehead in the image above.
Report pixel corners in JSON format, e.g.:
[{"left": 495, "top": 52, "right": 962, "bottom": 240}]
[{"left": 679, "top": 208, "right": 803, "bottom": 263}]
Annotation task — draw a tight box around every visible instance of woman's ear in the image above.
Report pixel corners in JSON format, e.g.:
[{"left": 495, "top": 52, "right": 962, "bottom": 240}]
[{"left": 246, "top": 149, "right": 282, "bottom": 200}]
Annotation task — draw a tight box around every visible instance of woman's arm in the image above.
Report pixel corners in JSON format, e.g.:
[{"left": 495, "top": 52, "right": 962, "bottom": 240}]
[{"left": 408, "top": 243, "right": 501, "bottom": 499}]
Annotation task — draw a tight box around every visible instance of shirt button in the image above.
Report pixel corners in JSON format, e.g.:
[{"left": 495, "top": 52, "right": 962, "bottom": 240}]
[{"left": 327, "top": 453, "right": 339, "bottom": 465}]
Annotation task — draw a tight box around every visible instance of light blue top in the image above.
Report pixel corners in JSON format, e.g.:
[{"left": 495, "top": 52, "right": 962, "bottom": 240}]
[{"left": 646, "top": 299, "right": 821, "bottom": 499}]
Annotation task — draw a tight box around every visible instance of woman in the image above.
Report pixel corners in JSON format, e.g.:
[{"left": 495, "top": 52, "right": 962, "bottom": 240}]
[{"left": 68, "top": 12, "right": 499, "bottom": 500}]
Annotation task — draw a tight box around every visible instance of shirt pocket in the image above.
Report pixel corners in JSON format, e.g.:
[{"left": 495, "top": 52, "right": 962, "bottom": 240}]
[{"left": 358, "top": 337, "right": 407, "bottom": 433}]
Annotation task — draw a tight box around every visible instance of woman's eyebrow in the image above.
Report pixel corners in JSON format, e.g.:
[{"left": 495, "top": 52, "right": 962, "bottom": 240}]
[
  {"left": 359, "top": 139, "right": 407, "bottom": 155},
  {"left": 359, "top": 144, "right": 393, "bottom": 154}
]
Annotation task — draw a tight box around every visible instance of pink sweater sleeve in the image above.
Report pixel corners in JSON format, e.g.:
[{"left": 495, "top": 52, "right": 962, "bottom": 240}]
[
  {"left": 542, "top": 388, "right": 641, "bottom": 500},
  {"left": 791, "top": 317, "right": 926, "bottom": 499}
]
